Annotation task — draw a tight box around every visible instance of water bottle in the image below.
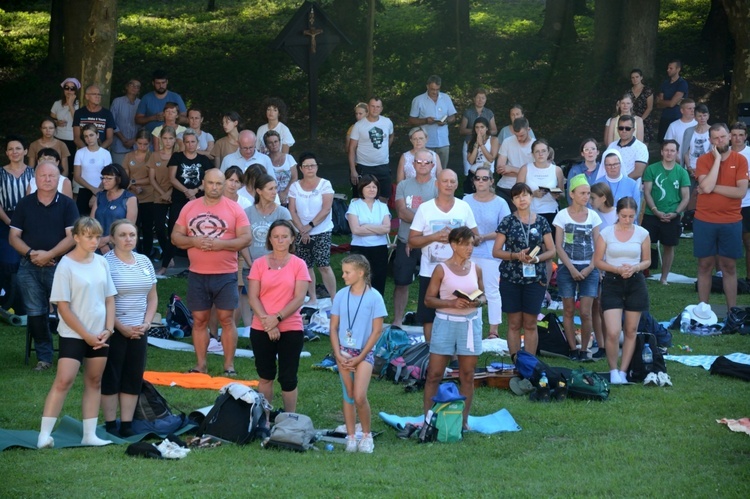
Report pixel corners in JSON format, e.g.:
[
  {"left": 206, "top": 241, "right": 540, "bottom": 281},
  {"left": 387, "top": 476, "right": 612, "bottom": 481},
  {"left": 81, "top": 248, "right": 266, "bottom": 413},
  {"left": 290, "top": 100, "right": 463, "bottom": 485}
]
[
  {"left": 642, "top": 342, "right": 653, "bottom": 364},
  {"left": 539, "top": 371, "right": 549, "bottom": 388},
  {"left": 680, "top": 311, "right": 691, "bottom": 333}
]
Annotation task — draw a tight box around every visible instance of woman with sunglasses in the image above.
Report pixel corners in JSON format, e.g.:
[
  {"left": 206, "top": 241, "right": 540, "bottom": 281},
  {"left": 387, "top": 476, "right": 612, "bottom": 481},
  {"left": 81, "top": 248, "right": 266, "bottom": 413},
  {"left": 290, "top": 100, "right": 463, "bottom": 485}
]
[
  {"left": 604, "top": 94, "right": 644, "bottom": 145},
  {"left": 50, "top": 77, "right": 80, "bottom": 156},
  {"left": 463, "top": 165, "right": 510, "bottom": 339},
  {"left": 90, "top": 163, "right": 137, "bottom": 254},
  {"left": 396, "top": 127, "right": 442, "bottom": 183}
]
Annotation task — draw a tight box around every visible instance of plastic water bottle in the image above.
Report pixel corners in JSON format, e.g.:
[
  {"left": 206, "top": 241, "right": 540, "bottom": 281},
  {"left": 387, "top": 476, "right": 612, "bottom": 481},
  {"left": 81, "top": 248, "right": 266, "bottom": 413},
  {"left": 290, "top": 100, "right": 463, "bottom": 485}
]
[
  {"left": 539, "top": 371, "right": 549, "bottom": 388},
  {"left": 642, "top": 343, "right": 653, "bottom": 364},
  {"left": 680, "top": 311, "right": 691, "bottom": 333}
]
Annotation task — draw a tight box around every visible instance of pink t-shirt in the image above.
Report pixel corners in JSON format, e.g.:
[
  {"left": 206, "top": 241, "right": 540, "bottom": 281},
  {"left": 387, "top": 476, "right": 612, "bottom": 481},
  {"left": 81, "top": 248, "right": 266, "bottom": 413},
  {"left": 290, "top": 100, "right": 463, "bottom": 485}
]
[
  {"left": 248, "top": 255, "right": 311, "bottom": 332},
  {"left": 176, "top": 196, "right": 250, "bottom": 274}
]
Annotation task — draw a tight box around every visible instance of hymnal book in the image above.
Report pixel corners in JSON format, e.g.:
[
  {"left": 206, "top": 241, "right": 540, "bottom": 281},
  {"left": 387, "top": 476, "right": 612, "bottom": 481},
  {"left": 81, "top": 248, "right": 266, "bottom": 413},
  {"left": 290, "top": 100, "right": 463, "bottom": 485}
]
[{"left": 453, "top": 289, "right": 484, "bottom": 301}]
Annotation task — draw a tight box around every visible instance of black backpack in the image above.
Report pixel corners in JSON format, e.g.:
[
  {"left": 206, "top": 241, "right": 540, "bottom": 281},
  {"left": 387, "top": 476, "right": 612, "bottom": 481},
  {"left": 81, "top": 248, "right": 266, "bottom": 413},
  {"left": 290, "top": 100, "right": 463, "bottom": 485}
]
[
  {"left": 166, "top": 293, "right": 193, "bottom": 337},
  {"left": 638, "top": 311, "right": 672, "bottom": 348},
  {"left": 515, "top": 350, "right": 572, "bottom": 388},
  {"left": 331, "top": 196, "right": 351, "bottom": 236},
  {"left": 385, "top": 342, "right": 430, "bottom": 383},
  {"left": 536, "top": 312, "right": 570, "bottom": 357},
  {"left": 627, "top": 332, "right": 666, "bottom": 382},
  {"left": 132, "top": 381, "right": 187, "bottom": 435},
  {"left": 197, "top": 389, "right": 269, "bottom": 444}
]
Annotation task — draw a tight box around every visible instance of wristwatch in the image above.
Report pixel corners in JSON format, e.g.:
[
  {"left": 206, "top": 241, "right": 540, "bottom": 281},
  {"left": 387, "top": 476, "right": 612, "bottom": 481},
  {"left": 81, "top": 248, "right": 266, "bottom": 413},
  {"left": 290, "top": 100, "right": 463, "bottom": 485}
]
[
  {"left": 308, "top": 221, "right": 315, "bottom": 228},
  {"left": 25, "top": 249, "right": 32, "bottom": 259},
  {"left": 130, "top": 179, "right": 136, "bottom": 185},
  {"left": 276, "top": 313, "right": 283, "bottom": 322}
]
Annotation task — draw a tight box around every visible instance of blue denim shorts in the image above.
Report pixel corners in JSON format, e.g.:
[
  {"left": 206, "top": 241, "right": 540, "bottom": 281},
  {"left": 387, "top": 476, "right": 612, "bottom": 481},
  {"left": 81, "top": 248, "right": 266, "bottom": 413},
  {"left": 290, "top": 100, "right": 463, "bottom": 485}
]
[
  {"left": 430, "top": 312, "right": 482, "bottom": 356},
  {"left": 556, "top": 264, "right": 600, "bottom": 298}
]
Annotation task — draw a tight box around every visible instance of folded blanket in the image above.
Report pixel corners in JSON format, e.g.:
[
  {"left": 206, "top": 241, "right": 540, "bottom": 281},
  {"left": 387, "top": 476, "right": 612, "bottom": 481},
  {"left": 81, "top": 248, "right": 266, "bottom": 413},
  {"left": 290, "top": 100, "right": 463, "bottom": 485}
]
[{"left": 379, "top": 408, "right": 521, "bottom": 434}]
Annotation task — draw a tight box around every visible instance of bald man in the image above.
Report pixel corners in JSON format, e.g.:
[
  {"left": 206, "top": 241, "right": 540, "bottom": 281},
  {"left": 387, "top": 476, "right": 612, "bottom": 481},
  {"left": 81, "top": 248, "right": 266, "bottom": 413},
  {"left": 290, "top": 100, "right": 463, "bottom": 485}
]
[{"left": 220, "top": 130, "right": 274, "bottom": 177}]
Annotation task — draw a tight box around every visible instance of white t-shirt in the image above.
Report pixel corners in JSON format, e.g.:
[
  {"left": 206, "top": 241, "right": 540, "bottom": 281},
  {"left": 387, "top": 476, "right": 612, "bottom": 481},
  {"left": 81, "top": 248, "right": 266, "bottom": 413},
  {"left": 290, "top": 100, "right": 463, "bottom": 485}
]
[
  {"left": 104, "top": 252, "right": 157, "bottom": 327},
  {"left": 273, "top": 154, "right": 297, "bottom": 193},
  {"left": 410, "top": 198, "right": 477, "bottom": 277},
  {"left": 51, "top": 99, "right": 78, "bottom": 141},
  {"left": 351, "top": 116, "right": 394, "bottom": 166},
  {"left": 524, "top": 163, "right": 560, "bottom": 214},
  {"left": 607, "top": 138, "right": 649, "bottom": 178},
  {"left": 74, "top": 147, "right": 112, "bottom": 188},
  {"left": 664, "top": 118, "right": 697, "bottom": 152},
  {"left": 738, "top": 146, "right": 750, "bottom": 208},
  {"left": 686, "top": 130, "right": 710, "bottom": 169},
  {"left": 288, "top": 178, "right": 335, "bottom": 235},
  {"left": 552, "top": 208, "right": 602, "bottom": 265},
  {"left": 50, "top": 254, "right": 117, "bottom": 339},
  {"left": 600, "top": 225, "right": 649, "bottom": 268},
  {"left": 497, "top": 135, "right": 533, "bottom": 189},
  {"left": 257, "top": 122, "right": 295, "bottom": 155},
  {"left": 346, "top": 198, "right": 391, "bottom": 247}
]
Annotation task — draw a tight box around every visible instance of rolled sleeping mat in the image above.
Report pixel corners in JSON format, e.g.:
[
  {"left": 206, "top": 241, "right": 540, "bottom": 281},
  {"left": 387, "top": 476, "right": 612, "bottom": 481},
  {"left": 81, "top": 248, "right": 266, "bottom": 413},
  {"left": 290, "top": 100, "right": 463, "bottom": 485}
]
[{"left": 0, "top": 307, "right": 24, "bottom": 326}]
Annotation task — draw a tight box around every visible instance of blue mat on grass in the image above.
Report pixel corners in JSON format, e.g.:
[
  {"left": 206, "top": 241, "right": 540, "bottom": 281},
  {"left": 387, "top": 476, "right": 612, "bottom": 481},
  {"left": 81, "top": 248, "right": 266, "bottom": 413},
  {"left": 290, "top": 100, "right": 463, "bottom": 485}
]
[
  {"left": 379, "top": 408, "right": 521, "bottom": 434},
  {"left": 0, "top": 415, "right": 195, "bottom": 451}
]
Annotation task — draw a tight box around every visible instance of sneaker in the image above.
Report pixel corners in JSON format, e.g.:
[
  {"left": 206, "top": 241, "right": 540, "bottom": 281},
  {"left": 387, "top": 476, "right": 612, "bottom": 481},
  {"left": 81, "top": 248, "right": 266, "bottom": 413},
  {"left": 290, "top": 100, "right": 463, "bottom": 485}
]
[
  {"left": 568, "top": 349, "right": 579, "bottom": 361},
  {"left": 657, "top": 372, "right": 672, "bottom": 387},
  {"left": 358, "top": 434, "right": 374, "bottom": 453},
  {"left": 345, "top": 436, "right": 358, "bottom": 453},
  {"left": 303, "top": 329, "right": 320, "bottom": 342},
  {"left": 578, "top": 350, "right": 593, "bottom": 363},
  {"left": 643, "top": 372, "right": 659, "bottom": 386},
  {"left": 592, "top": 348, "right": 606, "bottom": 360},
  {"left": 33, "top": 361, "right": 52, "bottom": 372}
]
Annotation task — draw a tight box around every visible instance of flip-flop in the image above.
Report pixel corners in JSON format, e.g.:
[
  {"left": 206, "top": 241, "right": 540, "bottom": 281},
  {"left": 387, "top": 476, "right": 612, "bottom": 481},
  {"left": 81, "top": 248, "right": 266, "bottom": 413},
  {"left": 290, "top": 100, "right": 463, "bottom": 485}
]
[
  {"left": 187, "top": 368, "right": 206, "bottom": 374},
  {"left": 223, "top": 369, "right": 238, "bottom": 378}
]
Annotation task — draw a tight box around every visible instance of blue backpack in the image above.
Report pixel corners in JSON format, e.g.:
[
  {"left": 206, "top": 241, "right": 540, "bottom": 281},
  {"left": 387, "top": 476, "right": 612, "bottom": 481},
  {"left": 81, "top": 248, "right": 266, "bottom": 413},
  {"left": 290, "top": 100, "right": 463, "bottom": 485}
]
[
  {"left": 166, "top": 293, "right": 193, "bottom": 337},
  {"left": 515, "top": 350, "right": 571, "bottom": 388},
  {"left": 131, "top": 381, "right": 187, "bottom": 435},
  {"left": 373, "top": 326, "right": 412, "bottom": 377}
]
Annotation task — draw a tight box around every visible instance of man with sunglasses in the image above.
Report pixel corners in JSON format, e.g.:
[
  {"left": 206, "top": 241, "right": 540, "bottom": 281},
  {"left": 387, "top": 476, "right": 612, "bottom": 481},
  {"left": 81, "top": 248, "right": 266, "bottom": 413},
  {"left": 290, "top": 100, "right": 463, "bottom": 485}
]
[{"left": 607, "top": 115, "right": 649, "bottom": 181}]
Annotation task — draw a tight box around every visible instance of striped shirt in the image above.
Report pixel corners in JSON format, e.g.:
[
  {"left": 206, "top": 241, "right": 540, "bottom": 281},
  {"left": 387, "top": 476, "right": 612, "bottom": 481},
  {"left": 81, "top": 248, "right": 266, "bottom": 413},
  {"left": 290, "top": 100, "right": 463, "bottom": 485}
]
[
  {"left": 0, "top": 166, "right": 34, "bottom": 212},
  {"left": 105, "top": 251, "right": 157, "bottom": 326}
]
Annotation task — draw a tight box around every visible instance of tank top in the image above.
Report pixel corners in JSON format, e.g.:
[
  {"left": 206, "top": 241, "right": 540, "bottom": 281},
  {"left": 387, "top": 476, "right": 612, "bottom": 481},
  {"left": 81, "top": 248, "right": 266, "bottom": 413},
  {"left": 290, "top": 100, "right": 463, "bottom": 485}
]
[
  {"left": 438, "top": 261, "right": 479, "bottom": 316},
  {"left": 524, "top": 162, "right": 559, "bottom": 214}
]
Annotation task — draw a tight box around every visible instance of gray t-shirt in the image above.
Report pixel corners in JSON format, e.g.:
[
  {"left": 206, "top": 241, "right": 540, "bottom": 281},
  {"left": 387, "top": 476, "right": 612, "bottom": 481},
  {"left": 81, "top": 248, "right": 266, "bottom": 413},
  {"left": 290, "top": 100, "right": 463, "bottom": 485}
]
[
  {"left": 395, "top": 177, "right": 438, "bottom": 242},
  {"left": 244, "top": 205, "right": 292, "bottom": 260}
]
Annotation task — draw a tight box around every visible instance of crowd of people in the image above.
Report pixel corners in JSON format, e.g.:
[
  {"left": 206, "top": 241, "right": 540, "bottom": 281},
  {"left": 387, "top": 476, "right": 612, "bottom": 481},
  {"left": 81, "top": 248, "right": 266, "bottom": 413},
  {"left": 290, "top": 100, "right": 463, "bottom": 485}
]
[{"left": 3, "top": 62, "right": 749, "bottom": 452}]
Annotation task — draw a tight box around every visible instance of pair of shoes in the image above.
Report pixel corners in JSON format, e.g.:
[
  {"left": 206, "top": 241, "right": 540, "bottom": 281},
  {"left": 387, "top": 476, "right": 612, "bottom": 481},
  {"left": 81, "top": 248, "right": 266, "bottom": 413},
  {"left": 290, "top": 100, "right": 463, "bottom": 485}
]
[
  {"left": 528, "top": 386, "right": 551, "bottom": 402},
  {"left": 657, "top": 372, "right": 672, "bottom": 387},
  {"left": 486, "top": 332, "right": 499, "bottom": 340},
  {"left": 345, "top": 436, "right": 358, "bottom": 453},
  {"left": 358, "top": 434, "right": 374, "bottom": 453},
  {"left": 223, "top": 369, "right": 237, "bottom": 378},
  {"left": 643, "top": 372, "right": 659, "bottom": 386},
  {"left": 396, "top": 423, "right": 419, "bottom": 439},
  {"left": 33, "top": 361, "right": 52, "bottom": 372},
  {"left": 578, "top": 350, "right": 593, "bottom": 363},
  {"left": 156, "top": 439, "right": 190, "bottom": 459},
  {"left": 592, "top": 348, "right": 606, "bottom": 359}
]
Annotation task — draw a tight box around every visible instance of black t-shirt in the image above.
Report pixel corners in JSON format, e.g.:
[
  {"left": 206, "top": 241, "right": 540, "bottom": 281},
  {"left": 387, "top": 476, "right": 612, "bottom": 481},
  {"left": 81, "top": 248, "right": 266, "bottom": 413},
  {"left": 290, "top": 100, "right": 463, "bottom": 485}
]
[
  {"left": 168, "top": 152, "right": 212, "bottom": 204},
  {"left": 73, "top": 106, "right": 116, "bottom": 143},
  {"left": 10, "top": 193, "right": 79, "bottom": 251}
]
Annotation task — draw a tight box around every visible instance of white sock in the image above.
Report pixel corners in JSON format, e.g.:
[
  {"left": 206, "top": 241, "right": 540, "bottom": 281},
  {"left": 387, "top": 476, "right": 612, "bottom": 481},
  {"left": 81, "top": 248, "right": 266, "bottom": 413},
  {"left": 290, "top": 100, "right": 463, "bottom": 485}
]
[
  {"left": 37, "top": 416, "right": 56, "bottom": 449},
  {"left": 610, "top": 370, "right": 621, "bottom": 383},
  {"left": 619, "top": 371, "right": 628, "bottom": 382},
  {"left": 81, "top": 418, "right": 112, "bottom": 446}
]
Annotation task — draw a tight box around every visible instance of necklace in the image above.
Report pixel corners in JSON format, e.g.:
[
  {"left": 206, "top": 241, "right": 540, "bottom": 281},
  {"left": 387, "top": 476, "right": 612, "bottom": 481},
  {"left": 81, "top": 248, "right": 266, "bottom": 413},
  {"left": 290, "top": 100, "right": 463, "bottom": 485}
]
[{"left": 267, "top": 253, "right": 290, "bottom": 270}]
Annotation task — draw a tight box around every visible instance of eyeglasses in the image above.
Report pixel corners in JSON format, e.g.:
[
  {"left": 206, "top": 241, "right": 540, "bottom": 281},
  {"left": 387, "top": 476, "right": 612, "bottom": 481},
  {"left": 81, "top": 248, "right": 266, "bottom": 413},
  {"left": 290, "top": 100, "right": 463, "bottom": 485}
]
[
  {"left": 474, "top": 176, "right": 491, "bottom": 182},
  {"left": 582, "top": 147, "right": 597, "bottom": 153},
  {"left": 87, "top": 93, "right": 102, "bottom": 97},
  {"left": 300, "top": 164, "right": 318, "bottom": 169},
  {"left": 605, "top": 162, "right": 621, "bottom": 168},
  {"left": 239, "top": 146, "right": 255, "bottom": 151},
  {"left": 63, "top": 86, "right": 76, "bottom": 91},
  {"left": 414, "top": 160, "right": 433, "bottom": 165},
  {"left": 618, "top": 126, "right": 633, "bottom": 131}
]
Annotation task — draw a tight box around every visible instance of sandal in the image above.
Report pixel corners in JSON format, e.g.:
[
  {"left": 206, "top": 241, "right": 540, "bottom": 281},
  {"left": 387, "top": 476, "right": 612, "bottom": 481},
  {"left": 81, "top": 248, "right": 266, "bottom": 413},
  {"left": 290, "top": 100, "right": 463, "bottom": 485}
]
[
  {"left": 187, "top": 368, "right": 206, "bottom": 374},
  {"left": 223, "top": 369, "right": 237, "bottom": 378},
  {"left": 486, "top": 333, "right": 499, "bottom": 340}
]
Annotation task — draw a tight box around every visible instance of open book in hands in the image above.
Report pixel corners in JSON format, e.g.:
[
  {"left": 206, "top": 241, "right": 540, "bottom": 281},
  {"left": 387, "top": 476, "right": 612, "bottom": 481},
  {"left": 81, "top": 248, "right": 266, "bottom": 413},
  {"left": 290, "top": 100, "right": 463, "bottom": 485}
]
[{"left": 453, "top": 289, "right": 484, "bottom": 302}]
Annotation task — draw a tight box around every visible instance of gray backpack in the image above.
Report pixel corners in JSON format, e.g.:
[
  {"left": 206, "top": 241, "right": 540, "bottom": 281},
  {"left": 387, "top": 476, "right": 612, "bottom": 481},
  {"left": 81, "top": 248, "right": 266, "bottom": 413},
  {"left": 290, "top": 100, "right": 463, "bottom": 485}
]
[{"left": 263, "top": 413, "right": 316, "bottom": 452}]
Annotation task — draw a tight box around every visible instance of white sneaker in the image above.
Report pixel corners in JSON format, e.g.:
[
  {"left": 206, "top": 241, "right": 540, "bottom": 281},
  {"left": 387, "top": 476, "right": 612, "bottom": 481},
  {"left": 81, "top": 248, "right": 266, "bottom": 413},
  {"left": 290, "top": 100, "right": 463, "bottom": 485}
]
[
  {"left": 657, "top": 372, "right": 672, "bottom": 387},
  {"left": 358, "top": 434, "right": 374, "bottom": 453},
  {"left": 345, "top": 436, "right": 358, "bottom": 453},
  {"left": 643, "top": 373, "right": 659, "bottom": 386}
]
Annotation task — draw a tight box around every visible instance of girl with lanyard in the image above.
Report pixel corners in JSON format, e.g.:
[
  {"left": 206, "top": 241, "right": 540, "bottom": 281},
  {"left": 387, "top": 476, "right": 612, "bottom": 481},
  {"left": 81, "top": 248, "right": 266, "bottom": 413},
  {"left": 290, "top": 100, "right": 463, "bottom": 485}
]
[{"left": 329, "top": 254, "right": 387, "bottom": 453}]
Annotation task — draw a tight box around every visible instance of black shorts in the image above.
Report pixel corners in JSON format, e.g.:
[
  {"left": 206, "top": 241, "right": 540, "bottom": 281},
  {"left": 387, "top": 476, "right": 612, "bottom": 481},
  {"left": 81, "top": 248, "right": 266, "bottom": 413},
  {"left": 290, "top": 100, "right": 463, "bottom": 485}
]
[
  {"left": 250, "top": 328, "right": 304, "bottom": 392},
  {"left": 742, "top": 207, "right": 750, "bottom": 234},
  {"left": 59, "top": 336, "right": 109, "bottom": 361},
  {"left": 392, "top": 240, "right": 421, "bottom": 286},
  {"left": 600, "top": 272, "right": 649, "bottom": 312},
  {"left": 642, "top": 213, "right": 681, "bottom": 246},
  {"left": 416, "top": 275, "right": 437, "bottom": 325},
  {"left": 101, "top": 329, "right": 148, "bottom": 395}
]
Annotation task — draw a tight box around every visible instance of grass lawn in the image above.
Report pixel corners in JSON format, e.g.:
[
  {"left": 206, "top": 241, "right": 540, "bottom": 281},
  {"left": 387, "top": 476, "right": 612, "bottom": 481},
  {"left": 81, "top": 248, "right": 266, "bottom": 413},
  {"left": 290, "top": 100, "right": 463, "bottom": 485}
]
[{"left": 1, "top": 237, "right": 749, "bottom": 497}]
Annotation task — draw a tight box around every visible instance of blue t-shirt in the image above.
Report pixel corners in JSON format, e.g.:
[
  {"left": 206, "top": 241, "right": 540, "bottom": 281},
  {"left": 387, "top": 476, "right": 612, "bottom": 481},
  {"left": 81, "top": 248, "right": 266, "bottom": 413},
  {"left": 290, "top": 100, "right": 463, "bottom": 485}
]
[
  {"left": 136, "top": 91, "right": 187, "bottom": 133},
  {"left": 659, "top": 77, "right": 689, "bottom": 123},
  {"left": 95, "top": 189, "right": 135, "bottom": 233},
  {"left": 331, "top": 286, "right": 387, "bottom": 350}
]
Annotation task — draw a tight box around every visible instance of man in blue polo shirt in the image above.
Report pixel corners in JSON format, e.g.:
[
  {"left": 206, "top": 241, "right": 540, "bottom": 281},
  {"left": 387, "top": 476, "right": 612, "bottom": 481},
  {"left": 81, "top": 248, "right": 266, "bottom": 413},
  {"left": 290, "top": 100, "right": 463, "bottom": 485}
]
[
  {"left": 9, "top": 161, "right": 78, "bottom": 371},
  {"left": 409, "top": 75, "right": 457, "bottom": 170},
  {"left": 135, "top": 69, "right": 188, "bottom": 134}
]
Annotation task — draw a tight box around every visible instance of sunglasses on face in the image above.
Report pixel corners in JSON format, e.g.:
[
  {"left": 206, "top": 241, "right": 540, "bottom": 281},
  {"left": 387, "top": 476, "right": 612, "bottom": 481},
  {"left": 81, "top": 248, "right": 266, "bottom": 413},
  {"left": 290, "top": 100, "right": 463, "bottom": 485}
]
[
  {"left": 618, "top": 126, "right": 633, "bottom": 131},
  {"left": 474, "top": 176, "right": 491, "bottom": 182},
  {"left": 63, "top": 86, "right": 76, "bottom": 91}
]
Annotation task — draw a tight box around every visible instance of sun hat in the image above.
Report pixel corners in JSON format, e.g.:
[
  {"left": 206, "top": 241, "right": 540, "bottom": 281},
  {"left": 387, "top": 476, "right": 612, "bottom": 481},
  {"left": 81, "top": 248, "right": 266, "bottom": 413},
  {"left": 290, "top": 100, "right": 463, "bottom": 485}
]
[
  {"left": 568, "top": 173, "right": 589, "bottom": 194},
  {"left": 686, "top": 302, "right": 718, "bottom": 325},
  {"left": 431, "top": 382, "right": 466, "bottom": 403},
  {"left": 60, "top": 77, "right": 81, "bottom": 89}
]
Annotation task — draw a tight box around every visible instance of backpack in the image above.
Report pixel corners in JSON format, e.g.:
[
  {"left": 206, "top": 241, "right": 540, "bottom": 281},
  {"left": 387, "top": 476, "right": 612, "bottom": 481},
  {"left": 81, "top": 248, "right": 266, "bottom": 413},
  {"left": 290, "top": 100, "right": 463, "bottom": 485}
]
[
  {"left": 197, "top": 385, "right": 270, "bottom": 445},
  {"left": 567, "top": 368, "right": 609, "bottom": 401},
  {"left": 373, "top": 326, "right": 412, "bottom": 377},
  {"left": 331, "top": 195, "right": 351, "bottom": 236},
  {"left": 263, "top": 412, "right": 316, "bottom": 451},
  {"left": 146, "top": 324, "right": 171, "bottom": 339},
  {"left": 637, "top": 311, "right": 672, "bottom": 348},
  {"left": 627, "top": 332, "right": 667, "bottom": 382},
  {"left": 131, "top": 381, "right": 187, "bottom": 435},
  {"left": 432, "top": 400, "right": 464, "bottom": 443},
  {"left": 515, "top": 350, "right": 571, "bottom": 388},
  {"left": 166, "top": 293, "right": 193, "bottom": 337},
  {"left": 709, "top": 356, "right": 750, "bottom": 381},
  {"left": 386, "top": 342, "right": 430, "bottom": 383},
  {"left": 536, "top": 312, "right": 570, "bottom": 357}
]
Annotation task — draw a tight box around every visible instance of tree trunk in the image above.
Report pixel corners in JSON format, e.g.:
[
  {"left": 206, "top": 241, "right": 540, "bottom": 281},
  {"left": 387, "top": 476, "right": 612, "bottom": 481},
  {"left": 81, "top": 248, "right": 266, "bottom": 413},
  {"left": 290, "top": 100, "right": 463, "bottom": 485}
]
[
  {"left": 365, "top": 0, "right": 375, "bottom": 97},
  {"left": 616, "top": 0, "right": 660, "bottom": 80},
  {"left": 207, "top": 0, "right": 216, "bottom": 12},
  {"left": 703, "top": 0, "right": 731, "bottom": 78},
  {"left": 592, "top": 0, "right": 623, "bottom": 76},
  {"left": 80, "top": 0, "right": 118, "bottom": 107},
  {"left": 47, "top": 0, "right": 64, "bottom": 66},
  {"left": 63, "top": 0, "right": 90, "bottom": 86},
  {"left": 721, "top": 0, "right": 750, "bottom": 123},
  {"left": 539, "top": 0, "right": 577, "bottom": 45}
]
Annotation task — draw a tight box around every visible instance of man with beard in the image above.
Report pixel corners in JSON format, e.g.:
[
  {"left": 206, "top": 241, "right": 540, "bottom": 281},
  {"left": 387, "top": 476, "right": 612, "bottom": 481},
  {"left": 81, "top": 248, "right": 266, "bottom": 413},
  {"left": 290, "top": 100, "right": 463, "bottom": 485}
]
[
  {"left": 171, "top": 168, "right": 251, "bottom": 376},
  {"left": 694, "top": 123, "right": 749, "bottom": 308},
  {"left": 135, "top": 69, "right": 187, "bottom": 134}
]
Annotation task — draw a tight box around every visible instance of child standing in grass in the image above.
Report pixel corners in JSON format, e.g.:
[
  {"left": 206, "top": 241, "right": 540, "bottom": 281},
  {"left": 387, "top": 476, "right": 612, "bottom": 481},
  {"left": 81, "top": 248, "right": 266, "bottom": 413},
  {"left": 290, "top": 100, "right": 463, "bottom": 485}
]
[{"left": 329, "top": 254, "right": 387, "bottom": 453}]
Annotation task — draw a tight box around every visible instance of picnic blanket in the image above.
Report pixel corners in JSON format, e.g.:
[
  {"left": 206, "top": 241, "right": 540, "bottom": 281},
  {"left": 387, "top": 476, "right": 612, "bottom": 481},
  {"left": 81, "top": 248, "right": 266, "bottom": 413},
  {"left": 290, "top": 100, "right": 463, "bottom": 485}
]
[
  {"left": 147, "top": 336, "right": 311, "bottom": 359},
  {"left": 379, "top": 408, "right": 521, "bottom": 434},
  {"left": 144, "top": 371, "right": 259, "bottom": 390},
  {"left": 664, "top": 352, "right": 750, "bottom": 370},
  {"left": 0, "top": 415, "right": 195, "bottom": 451},
  {"left": 647, "top": 272, "right": 697, "bottom": 284}
]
